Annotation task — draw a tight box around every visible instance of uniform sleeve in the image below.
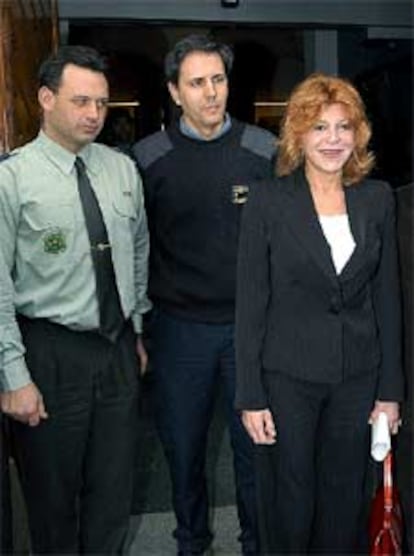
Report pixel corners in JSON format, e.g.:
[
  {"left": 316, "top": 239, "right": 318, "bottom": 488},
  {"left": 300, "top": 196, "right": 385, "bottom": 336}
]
[
  {"left": 235, "top": 182, "right": 271, "bottom": 410},
  {"left": 373, "top": 184, "right": 404, "bottom": 401},
  {"left": 0, "top": 164, "right": 31, "bottom": 390},
  {"left": 129, "top": 164, "right": 152, "bottom": 334}
]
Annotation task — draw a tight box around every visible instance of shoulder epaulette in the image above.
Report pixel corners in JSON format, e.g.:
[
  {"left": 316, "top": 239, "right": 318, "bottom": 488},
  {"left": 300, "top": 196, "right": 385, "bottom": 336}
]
[
  {"left": 0, "top": 152, "right": 18, "bottom": 163},
  {"left": 133, "top": 131, "right": 173, "bottom": 171},
  {"left": 241, "top": 124, "right": 277, "bottom": 161}
]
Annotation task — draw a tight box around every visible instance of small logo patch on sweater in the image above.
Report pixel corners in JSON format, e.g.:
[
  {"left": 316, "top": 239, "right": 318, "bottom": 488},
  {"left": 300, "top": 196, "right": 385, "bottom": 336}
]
[{"left": 232, "top": 185, "right": 249, "bottom": 205}]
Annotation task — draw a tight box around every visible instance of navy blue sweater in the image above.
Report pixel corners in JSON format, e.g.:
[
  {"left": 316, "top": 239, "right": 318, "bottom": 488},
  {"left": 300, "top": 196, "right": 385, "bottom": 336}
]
[{"left": 133, "top": 119, "right": 276, "bottom": 323}]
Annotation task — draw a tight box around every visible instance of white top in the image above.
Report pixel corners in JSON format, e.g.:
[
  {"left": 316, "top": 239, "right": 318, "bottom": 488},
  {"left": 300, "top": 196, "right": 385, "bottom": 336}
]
[{"left": 319, "top": 213, "right": 356, "bottom": 274}]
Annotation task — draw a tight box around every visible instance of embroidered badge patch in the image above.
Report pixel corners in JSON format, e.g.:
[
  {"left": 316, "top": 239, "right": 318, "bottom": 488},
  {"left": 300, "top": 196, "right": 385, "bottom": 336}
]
[{"left": 43, "top": 228, "right": 67, "bottom": 254}]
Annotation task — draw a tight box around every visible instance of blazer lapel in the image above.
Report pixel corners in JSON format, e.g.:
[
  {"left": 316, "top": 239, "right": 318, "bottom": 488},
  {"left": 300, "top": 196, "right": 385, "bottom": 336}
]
[
  {"left": 340, "top": 183, "right": 367, "bottom": 280},
  {"left": 280, "top": 168, "right": 338, "bottom": 282}
]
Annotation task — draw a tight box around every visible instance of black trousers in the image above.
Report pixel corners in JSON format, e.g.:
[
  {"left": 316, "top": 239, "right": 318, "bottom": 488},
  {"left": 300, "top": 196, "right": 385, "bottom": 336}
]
[
  {"left": 256, "top": 370, "right": 377, "bottom": 555},
  {"left": 1, "top": 414, "right": 12, "bottom": 554},
  {"left": 12, "top": 317, "right": 140, "bottom": 554}
]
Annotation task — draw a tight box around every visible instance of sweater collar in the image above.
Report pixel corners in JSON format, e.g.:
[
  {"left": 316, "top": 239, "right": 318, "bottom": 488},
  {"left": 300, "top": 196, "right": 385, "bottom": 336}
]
[{"left": 179, "top": 113, "right": 232, "bottom": 141}]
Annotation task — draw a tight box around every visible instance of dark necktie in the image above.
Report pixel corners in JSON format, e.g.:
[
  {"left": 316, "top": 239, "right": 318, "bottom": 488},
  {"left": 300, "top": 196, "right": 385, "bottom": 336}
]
[{"left": 75, "top": 156, "right": 124, "bottom": 341}]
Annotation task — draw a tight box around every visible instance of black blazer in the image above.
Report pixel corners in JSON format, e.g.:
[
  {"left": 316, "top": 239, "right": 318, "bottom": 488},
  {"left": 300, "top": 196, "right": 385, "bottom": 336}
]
[{"left": 235, "top": 167, "right": 403, "bottom": 410}]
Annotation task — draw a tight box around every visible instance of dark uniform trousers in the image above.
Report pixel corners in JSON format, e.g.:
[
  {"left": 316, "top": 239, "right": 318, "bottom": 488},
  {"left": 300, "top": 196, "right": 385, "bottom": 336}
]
[
  {"left": 256, "top": 369, "right": 377, "bottom": 555},
  {"left": 1, "top": 413, "right": 12, "bottom": 553},
  {"left": 12, "top": 316, "right": 140, "bottom": 554}
]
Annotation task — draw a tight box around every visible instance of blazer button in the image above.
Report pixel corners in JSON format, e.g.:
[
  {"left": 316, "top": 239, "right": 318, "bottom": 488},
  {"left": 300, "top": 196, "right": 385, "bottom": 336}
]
[{"left": 330, "top": 297, "right": 341, "bottom": 314}]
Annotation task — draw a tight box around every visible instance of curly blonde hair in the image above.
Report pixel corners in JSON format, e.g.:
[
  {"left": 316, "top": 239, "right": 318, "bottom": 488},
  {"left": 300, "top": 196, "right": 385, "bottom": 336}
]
[{"left": 276, "top": 73, "right": 375, "bottom": 184}]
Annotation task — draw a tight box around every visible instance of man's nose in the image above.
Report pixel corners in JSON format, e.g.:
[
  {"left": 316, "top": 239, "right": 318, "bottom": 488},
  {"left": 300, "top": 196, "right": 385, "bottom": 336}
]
[
  {"left": 86, "top": 101, "right": 101, "bottom": 119},
  {"left": 205, "top": 79, "right": 217, "bottom": 98}
]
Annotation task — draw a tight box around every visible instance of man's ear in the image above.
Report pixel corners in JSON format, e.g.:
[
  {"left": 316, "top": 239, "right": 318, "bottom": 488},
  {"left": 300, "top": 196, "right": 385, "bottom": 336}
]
[
  {"left": 167, "top": 82, "right": 181, "bottom": 107},
  {"left": 38, "top": 86, "right": 55, "bottom": 112}
]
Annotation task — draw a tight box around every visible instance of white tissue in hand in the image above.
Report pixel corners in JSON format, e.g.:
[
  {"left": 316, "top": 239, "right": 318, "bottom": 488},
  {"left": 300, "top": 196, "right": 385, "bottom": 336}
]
[{"left": 371, "top": 411, "right": 390, "bottom": 461}]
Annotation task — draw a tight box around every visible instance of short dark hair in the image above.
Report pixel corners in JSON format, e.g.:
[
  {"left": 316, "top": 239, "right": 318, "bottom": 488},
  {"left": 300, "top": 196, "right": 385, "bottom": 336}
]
[
  {"left": 164, "top": 34, "right": 234, "bottom": 85},
  {"left": 38, "top": 45, "right": 107, "bottom": 92}
]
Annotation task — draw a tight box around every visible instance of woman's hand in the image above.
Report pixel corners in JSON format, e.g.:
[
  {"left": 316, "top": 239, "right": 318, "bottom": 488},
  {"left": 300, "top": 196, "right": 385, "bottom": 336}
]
[
  {"left": 241, "top": 409, "right": 277, "bottom": 445},
  {"left": 369, "top": 400, "right": 401, "bottom": 435}
]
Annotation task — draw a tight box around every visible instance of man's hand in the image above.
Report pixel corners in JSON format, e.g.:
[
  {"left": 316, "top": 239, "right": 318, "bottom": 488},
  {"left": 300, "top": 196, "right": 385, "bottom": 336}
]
[
  {"left": 241, "top": 408, "right": 277, "bottom": 445},
  {"left": 1, "top": 382, "right": 48, "bottom": 427},
  {"left": 136, "top": 335, "right": 148, "bottom": 375}
]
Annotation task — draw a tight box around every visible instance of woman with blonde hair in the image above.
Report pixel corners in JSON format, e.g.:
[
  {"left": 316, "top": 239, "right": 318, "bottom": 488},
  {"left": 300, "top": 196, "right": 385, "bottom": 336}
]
[{"left": 235, "top": 73, "right": 403, "bottom": 554}]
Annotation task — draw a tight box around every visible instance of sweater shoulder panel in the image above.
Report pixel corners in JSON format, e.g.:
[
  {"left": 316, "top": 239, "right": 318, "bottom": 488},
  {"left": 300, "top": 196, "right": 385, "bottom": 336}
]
[
  {"left": 240, "top": 124, "right": 276, "bottom": 161},
  {"left": 133, "top": 131, "right": 173, "bottom": 171}
]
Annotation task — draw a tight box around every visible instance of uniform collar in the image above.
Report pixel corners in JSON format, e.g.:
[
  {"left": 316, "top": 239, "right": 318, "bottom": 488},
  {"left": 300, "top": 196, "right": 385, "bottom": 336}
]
[{"left": 36, "top": 130, "right": 99, "bottom": 176}]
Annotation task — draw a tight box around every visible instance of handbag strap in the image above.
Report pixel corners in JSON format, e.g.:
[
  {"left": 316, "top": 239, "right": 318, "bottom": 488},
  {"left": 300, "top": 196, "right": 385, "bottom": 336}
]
[{"left": 383, "top": 451, "right": 393, "bottom": 513}]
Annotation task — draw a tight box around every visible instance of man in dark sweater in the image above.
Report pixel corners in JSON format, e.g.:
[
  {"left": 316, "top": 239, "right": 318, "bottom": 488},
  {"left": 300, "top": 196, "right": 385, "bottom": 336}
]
[{"left": 133, "top": 34, "right": 276, "bottom": 555}]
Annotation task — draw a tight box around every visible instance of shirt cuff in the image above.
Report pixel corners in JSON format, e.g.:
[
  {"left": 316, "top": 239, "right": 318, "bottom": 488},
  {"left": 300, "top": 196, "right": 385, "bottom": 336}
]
[
  {"left": 131, "top": 312, "right": 143, "bottom": 335},
  {"left": 130, "top": 297, "right": 152, "bottom": 335},
  {"left": 0, "top": 356, "right": 32, "bottom": 392}
]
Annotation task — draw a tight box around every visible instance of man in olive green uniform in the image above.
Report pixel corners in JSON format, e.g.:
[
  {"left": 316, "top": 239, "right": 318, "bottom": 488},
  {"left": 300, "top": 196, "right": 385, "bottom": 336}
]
[{"left": 0, "top": 45, "right": 150, "bottom": 553}]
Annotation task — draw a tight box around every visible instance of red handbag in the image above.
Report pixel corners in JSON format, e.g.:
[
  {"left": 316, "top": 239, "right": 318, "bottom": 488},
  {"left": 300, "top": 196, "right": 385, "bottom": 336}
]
[{"left": 369, "top": 451, "right": 403, "bottom": 555}]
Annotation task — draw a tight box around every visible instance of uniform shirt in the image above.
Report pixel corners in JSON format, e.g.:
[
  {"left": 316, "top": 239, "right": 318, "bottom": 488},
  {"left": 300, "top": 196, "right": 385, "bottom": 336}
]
[
  {"left": 0, "top": 248, "right": 28, "bottom": 390},
  {"left": 0, "top": 131, "right": 151, "bottom": 391}
]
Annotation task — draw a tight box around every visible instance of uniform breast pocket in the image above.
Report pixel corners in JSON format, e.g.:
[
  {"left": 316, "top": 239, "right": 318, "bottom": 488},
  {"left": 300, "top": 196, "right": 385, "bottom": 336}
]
[
  {"left": 20, "top": 202, "right": 75, "bottom": 264},
  {"left": 111, "top": 195, "right": 137, "bottom": 254},
  {"left": 113, "top": 194, "right": 137, "bottom": 220}
]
